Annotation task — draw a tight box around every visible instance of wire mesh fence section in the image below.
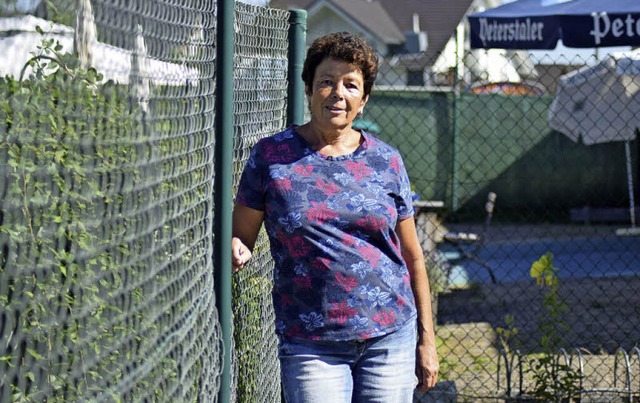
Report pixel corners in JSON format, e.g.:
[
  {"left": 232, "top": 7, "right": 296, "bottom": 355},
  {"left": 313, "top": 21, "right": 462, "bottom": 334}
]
[
  {"left": 370, "top": 48, "right": 640, "bottom": 400},
  {"left": 230, "top": 3, "right": 290, "bottom": 403},
  {"left": 1, "top": 1, "right": 220, "bottom": 401}
]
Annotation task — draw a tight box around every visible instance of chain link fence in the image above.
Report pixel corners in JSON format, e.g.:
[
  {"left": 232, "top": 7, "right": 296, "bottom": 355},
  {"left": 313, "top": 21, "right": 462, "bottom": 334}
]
[
  {"left": 0, "top": 0, "right": 223, "bottom": 400},
  {"left": 370, "top": 48, "right": 640, "bottom": 402},
  {"left": 3, "top": 0, "right": 640, "bottom": 401},
  {"left": 230, "top": 4, "right": 290, "bottom": 402},
  {"left": 0, "top": 1, "right": 291, "bottom": 401}
]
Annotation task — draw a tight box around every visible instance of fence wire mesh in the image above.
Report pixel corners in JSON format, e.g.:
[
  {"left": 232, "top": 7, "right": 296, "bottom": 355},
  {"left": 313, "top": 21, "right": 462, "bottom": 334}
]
[
  {"left": 1, "top": 1, "right": 221, "bottom": 401},
  {"left": 371, "top": 48, "right": 640, "bottom": 402},
  {"left": 3, "top": 1, "right": 640, "bottom": 402},
  {"left": 230, "top": 4, "right": 289, "bottom": 403}
]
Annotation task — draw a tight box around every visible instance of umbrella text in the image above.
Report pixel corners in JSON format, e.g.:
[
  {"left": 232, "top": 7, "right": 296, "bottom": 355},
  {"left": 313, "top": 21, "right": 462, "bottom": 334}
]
[
  {"left": 477, "top": 18, "right": 544, "bottom": 48},
  {"left": 591, "top": 12, "right": 640, "bottom": 45}
]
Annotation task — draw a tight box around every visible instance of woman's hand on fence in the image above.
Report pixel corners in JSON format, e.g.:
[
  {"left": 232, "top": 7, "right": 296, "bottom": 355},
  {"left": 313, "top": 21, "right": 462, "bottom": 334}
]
[{"left": 232, "top": 237, "right": 252, "bottom": 272}]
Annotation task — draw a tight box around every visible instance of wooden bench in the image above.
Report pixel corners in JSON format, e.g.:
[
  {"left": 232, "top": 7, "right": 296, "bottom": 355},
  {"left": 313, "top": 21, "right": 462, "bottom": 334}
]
[{"left": 570, "top": 206, "right": 640, "bottom": 224}]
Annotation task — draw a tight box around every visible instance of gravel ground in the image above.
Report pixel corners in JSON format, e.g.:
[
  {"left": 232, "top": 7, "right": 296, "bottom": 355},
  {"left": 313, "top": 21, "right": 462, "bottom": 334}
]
[{"left": 433, "top": 275, "right": 640, "bottom": 401}]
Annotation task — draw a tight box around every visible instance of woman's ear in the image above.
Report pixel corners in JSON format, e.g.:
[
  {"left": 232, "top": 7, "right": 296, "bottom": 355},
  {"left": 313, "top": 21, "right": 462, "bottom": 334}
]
[{"left": 358, "top": 94, "right": 369, "bottom": 115}]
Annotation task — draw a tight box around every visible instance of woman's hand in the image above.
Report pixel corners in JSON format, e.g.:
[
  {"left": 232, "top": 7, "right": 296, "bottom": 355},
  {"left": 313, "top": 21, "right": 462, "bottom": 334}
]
[
  {"left": 232, "top": 237, "right": 252, "bottom": 273},
  {"left": 231, "top": 203, "right": 264, "bottom": 273},
  {"left": 415, "top": 339, "right": 439, "bottom": 392}
]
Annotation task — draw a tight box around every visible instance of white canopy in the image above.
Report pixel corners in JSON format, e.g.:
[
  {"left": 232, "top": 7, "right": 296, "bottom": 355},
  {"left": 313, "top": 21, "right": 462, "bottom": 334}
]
[
  {"left": 548, "top": 48, "right": 640, "bottom": 145},
  {"left": 0, "top": 15, "right": 198, "bottom": 85}
]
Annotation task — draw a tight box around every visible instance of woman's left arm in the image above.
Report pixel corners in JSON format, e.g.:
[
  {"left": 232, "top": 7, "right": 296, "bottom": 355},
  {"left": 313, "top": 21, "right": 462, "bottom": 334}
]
[{"left": 396, "top": 216, "right": 440, "bottom": 392}]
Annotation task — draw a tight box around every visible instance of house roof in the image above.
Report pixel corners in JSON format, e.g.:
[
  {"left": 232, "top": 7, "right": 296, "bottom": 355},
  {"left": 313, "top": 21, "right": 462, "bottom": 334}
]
[
  {"left": 270, "top": 0, "right": 475, "bottom": 64},
  {"left": 307, "top": 0, "right": 404, "bottom": 45},
  {"left": 380, "top": 0, "right": 474, "bottom": 63}
]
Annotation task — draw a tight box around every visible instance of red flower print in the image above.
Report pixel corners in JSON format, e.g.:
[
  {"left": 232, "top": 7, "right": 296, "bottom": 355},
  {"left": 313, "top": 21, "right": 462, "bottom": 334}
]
[
  {"left": 294, "top": 275, "right": 312, "bottom": 289},
  {"left": 386, "top": 205, "right": 396, "bottom": 217},
  {"left": 355, "top": 216, "right": 386, "bottom": 232},
  {"left": 262, "top": 143, "right": 278, "bottom": 159},
  {"left": 335, "top": 272, "right": 358, "bottom": 292},
  {"left": 328, "top": 302, "right": 358, "bottom": 325},
  {"left": 342, "top": 234, "right": 356, "bottom": 247},
  {"left": 389, "top": 157, "right": 401, "bottom": 173},
  {"left": 294, "top": 165, "right": 314, "bottom": 176},
  {"left": 356, "top": 244, "right": 382, "bottom": 267},
  {"left": 307, "top": 202, "right": 339, "bottom": 224},
  {"left": 279, "top": 294, "right": 294, "bottom": 307},
  {"left": 286, "top": 235, "right": 311, "bottom": 258},
  {"left": 372, "top": 310, "right": 397, "bottom": 326},
  {"left": 274, "top": 177, "right": 293, "bottom": 192},
  {"left": 286, "top": 325, "right": 304, "bottom": 338},
  {"left": 402, "top": 274, "right": 411, "bottom": 288},
  {"left": 312, "top": 258, "right": 330, "bottom": 271},
  {"left": 345, "top": 161, "right": 373, "bottom": 180},
  {"left": 263, "top": 143, "right": 291, "bottom": 162},
  {"left": 316, "top": 178, "right": 340, "bottom": 196}
]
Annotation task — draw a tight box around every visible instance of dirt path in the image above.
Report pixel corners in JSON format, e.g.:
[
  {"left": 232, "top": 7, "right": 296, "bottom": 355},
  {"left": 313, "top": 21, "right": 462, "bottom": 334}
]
[{"left": 433, "top": 276, "right": 640, "bottom": 400}]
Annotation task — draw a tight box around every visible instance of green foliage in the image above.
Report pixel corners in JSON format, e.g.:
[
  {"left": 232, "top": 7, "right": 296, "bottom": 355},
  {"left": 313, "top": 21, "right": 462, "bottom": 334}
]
[
  {"left": 496, "top": 253, "right": 581, "bottom": 402},
  {"left": 232, "top": 273, "right": 273, "bottom": 401},
  {"left": 0, "top": 37, "right": 176, "bottom": 401},
  {"left": 496, "top": 313, "right": 518, "bottom": 354}
]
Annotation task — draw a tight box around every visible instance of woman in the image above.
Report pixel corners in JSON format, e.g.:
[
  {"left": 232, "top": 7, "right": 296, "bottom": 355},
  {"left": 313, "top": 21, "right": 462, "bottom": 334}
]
[{"left": 232, "top": 31, "right": 439, "bottom": 402}]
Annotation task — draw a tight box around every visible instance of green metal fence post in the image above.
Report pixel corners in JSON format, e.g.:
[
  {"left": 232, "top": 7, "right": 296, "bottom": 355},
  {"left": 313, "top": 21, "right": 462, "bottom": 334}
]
[
  {"left": 451, "top": 28, "right": 461, "bottom": 212},
  {"left": 287, "top": 9, "right": 307, "bottom": 126},
  {"left": 214, "top": 0, "right": 234, "bottom": 401}
]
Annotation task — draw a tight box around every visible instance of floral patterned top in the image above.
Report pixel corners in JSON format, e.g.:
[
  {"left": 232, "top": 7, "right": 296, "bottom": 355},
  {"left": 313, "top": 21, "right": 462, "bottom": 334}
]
[{"left": 236, "top": 126, "right": 417, "bottom": 341}]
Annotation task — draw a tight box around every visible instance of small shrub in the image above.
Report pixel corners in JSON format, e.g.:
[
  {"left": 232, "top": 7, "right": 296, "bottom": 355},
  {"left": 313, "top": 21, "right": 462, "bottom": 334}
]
[{"left": 496, "top": 253, "right": 581, "bottom": 402}]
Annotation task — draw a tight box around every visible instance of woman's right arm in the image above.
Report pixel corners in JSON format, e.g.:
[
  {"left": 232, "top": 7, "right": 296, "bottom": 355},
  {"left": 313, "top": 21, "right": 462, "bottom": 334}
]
[{"left": 232, "top": 203, "right": 265, "bottom": 272}]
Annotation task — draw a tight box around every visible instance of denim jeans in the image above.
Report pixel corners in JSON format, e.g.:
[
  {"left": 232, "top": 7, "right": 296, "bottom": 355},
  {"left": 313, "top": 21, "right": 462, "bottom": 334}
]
[{"left": 278, "top": 319, "right": 418, "bottom": 403}]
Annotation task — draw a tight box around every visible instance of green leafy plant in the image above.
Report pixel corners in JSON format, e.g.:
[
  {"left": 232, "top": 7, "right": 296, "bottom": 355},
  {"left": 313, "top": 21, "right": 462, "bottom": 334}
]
[
  {"left": 232, "top": 271, "right": 273, "bottom": 400},
  {"left": 496, "top": 253, "right": 581, "bottom": 402},
  {"left": 0, "top": 34, "right": 178, "bottom": 401}
]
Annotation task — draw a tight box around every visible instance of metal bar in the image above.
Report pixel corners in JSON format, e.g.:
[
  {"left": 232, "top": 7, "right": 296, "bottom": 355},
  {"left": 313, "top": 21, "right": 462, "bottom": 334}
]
[
  {"left": 451, "top": 27, "right": 462, "bottom": 211},
  {"left": 624, "top": 140, "right": 636, "bottom": 227},
  {"left": 287, "top": 9, "right": 307, "bottom": 126},
  {"left": 214, "top": 0, "right": 235, "bottom": 401}
]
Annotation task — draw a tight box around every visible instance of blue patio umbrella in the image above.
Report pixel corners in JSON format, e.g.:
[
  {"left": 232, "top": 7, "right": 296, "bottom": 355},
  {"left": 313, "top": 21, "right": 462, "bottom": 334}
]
[{"left": 468, "top": 0, "right": 640, "bottom": 50}]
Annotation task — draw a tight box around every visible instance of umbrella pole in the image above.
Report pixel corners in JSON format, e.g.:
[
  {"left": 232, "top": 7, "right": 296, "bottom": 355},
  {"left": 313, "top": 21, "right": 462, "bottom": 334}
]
[{"left": 624, "top": 140, "right": 636, "bottom": 227}]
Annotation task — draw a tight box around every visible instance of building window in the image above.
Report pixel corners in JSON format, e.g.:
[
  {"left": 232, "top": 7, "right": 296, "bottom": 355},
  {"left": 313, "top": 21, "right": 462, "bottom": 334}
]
[{"left": 407, "top": 70, "right": 424, "bottom": 86}]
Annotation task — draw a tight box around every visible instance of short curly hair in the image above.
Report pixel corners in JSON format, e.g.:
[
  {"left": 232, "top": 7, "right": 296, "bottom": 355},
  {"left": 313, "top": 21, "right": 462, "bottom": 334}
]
[{"left": 302, "top": 32, "right": 378, "bottom": 98}]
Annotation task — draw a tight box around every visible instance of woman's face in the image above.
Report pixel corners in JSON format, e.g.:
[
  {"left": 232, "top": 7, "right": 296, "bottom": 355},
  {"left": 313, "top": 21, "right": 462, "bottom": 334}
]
[{"left": 307, "top": 57, "right": 368, "bottom": 131}]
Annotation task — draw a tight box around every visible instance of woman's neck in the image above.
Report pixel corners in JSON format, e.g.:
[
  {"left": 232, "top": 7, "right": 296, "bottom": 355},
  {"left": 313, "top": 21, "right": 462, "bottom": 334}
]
[{"left": 298, "top": 123, "right": 362, "bottom": 157}]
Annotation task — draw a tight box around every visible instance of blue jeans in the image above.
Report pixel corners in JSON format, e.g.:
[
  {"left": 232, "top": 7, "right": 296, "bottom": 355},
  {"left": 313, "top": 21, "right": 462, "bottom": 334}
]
[{"left": 279, "top": 319, "right": 418, "bottom": 403}]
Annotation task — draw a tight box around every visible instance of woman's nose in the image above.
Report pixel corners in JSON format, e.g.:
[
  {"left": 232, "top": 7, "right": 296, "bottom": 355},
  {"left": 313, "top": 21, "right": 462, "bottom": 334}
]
[{"left": 331, "top": 84, "right": 344, "bottom": 98}]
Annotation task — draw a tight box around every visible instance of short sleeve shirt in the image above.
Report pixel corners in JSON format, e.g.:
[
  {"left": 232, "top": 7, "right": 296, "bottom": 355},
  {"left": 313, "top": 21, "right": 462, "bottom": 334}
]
[{"left": 236, "top": 126, "right": 417, "bottom": 341}]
